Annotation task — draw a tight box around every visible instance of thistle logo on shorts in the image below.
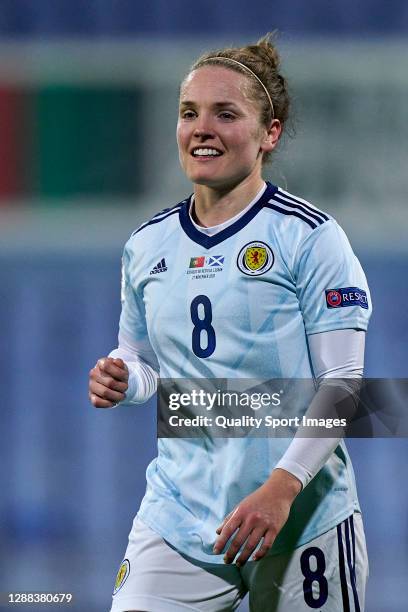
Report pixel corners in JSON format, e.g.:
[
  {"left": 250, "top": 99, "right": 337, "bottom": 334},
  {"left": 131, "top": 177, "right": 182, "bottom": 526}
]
[
  {"left": 113, "top": 558, "right": 130, "bottom": 595},
  {"left": 237, "top": 241, "right": 274, "bottom": 276},
  {"left": 326, "top": 287, "right": 368, "bottom": 309}
]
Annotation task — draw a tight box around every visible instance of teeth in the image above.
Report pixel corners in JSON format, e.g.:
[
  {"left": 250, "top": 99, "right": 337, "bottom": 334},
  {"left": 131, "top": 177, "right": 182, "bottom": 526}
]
[{"left": 193, "top": 148, "right": 221, "bottom": 156}]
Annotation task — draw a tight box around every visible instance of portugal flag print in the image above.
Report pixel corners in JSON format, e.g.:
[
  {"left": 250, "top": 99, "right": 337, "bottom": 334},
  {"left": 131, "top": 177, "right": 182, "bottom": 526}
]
[{"left": 189, "top": 256, "right": 205, "bottom": 268}]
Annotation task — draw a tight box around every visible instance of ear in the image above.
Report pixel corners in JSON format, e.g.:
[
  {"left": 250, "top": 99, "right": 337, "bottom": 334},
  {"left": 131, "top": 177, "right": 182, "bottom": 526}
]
[{"left": 260, "top": 119, "right": 282, "bottom": 154}]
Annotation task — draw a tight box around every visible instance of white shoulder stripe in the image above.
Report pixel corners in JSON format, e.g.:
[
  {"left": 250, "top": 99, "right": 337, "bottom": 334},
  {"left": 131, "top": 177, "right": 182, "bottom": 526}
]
[
  {"left": 277, "top": 188, "right": 329, "bottom": 221},
  {"left": 152, "top": 203, "right": 184, "bottom": 221},
  {"left": 272, "top": 194, "right": 327, "bottom": 225},
  {"left": 132, "top": 206, "right": 182, "bottom": 236},
  {"left": 264, "top": 200, "right": 319, "bottom": 229}
]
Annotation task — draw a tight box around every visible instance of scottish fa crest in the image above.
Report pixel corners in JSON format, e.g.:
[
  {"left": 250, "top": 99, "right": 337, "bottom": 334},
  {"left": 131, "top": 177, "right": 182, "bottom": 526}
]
[{"left": 237, "top": 241, "right": 274, "bottom": 276}]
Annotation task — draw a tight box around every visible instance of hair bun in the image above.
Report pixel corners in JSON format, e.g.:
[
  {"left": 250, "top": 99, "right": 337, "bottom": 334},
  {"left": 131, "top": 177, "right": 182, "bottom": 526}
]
[{"left": 246, "top": 32, "right": 281, "bottom": 71}]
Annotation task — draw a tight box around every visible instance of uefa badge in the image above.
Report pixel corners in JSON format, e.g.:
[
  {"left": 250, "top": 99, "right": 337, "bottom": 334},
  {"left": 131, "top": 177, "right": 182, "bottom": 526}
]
[
  {"left": 113, "top": 559, "right": 130, "bottom": 595},
  {"left": 237, "top": 241, "right": 274, "bottom": 276},
  {"left": 326, "top": 290, "right": 342, "bottom": 308}
]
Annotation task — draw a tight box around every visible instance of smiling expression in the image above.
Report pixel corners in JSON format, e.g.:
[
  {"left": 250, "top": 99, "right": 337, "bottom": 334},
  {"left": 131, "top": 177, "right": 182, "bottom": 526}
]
[{"left": 177, "top": 66, "right": 277, "bottom": 191}]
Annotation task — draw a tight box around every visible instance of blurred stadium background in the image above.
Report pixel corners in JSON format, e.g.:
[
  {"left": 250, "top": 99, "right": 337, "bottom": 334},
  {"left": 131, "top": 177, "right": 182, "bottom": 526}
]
[{"left": 0, "top": 1, "right": 407, "bottom": 610}]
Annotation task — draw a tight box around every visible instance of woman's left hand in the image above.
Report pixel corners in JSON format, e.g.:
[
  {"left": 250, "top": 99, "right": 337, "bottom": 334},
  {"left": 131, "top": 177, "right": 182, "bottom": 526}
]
[{"left": 213, "top": 468, "right": 302, "bottom": 566}]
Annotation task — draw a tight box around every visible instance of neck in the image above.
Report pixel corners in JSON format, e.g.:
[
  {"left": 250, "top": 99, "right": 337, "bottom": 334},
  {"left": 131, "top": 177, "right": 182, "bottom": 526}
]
[{"left": 193, "top": 175, "right": 266, "bottom": 227}]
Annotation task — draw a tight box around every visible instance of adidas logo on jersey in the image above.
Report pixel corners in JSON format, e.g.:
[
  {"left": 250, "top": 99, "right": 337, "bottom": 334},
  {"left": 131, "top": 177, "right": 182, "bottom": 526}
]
[{"left": 150, "top": 258, "right": 168, "bottom": 275}]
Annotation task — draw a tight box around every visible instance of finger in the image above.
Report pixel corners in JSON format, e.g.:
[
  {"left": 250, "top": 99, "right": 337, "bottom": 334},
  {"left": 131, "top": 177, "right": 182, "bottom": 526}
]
[
  {"left": 89, "top": 392, "right": 116, "bottom": 409},
  {"left": 251, "top": 531, "right": 275, "bottom": 562},
  {"left": 213, "top": 513, "right": 242, "bottom": 555},
  {"left": 97, "top": 358, "right": 128, "bottom": 381},
  {"left": 97, "top": 358, "right": 128, "bottom": 382},
  {"left": 215, "top": 509, "right": 234, "bottom": 535},
  {"left": 112, "top": 358, "right": 126, "bottom": 368},
  {"left": 91, "top": 371, "right": 128, "bottom": 393},
  {"left": 235, "top": 528, "right": 266, "bottom": 567},
  {"left": 222, "top": 523, "right": 253, "bottom": 564},
  {"left": 89, "top": 381, "right": 126, "bottom": 404}
]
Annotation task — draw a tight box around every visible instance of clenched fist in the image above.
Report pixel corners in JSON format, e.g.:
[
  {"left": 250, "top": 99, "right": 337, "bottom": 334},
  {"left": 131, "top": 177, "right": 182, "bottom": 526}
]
[{"left": 89, "top": 357, "right": 129, "bottom": 408}]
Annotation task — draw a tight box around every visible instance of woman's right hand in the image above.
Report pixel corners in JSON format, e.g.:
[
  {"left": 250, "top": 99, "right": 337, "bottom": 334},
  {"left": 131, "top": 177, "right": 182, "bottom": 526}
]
[{"left": 89, "top": 357, "right": 129, "bottom": 408}]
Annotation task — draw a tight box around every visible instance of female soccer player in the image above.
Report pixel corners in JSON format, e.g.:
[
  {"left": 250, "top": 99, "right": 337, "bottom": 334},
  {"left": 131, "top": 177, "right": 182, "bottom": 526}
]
[{"left": 89, "top": 34, "right": 371, "bottom": 611}]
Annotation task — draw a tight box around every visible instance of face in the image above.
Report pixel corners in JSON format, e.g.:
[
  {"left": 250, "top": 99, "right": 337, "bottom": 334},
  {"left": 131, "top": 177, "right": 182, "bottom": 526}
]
[{"left": 177, "top": 66, "right": 279, "bottom": 190}]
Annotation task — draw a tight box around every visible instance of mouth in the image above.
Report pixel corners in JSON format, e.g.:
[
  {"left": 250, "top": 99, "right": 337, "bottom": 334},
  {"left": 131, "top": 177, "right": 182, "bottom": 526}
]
[{"left": 191, "top": 147, "right": 223, "bottom": 159}]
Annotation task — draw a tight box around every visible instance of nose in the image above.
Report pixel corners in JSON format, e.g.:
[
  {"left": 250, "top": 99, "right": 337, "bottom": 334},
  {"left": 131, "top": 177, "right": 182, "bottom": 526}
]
[{"left": 193, "top": 114, "right": 215, "bottom": 140}]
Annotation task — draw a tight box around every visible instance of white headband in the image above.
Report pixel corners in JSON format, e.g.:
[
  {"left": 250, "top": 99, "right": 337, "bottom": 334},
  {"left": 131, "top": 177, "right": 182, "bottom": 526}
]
[{"left": 202, "top": 56, "right": 275, "bottom": 120}]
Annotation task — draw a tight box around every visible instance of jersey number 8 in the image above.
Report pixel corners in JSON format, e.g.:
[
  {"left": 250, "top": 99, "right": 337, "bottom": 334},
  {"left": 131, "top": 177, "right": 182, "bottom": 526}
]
[{"left": 190, "top": 295, "right": 216, "bottom": 358}]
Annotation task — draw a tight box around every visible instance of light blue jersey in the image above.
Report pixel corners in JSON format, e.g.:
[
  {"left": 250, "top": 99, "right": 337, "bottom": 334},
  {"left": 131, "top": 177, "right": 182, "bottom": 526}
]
[{"left": 119, "top": 182, "right": 371, "bottom": 563}]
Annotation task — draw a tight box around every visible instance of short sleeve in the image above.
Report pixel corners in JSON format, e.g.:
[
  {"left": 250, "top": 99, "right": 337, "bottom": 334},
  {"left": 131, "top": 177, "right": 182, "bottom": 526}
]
[{"left": 294, "top": 220, "right": 372, "bottom": 335}]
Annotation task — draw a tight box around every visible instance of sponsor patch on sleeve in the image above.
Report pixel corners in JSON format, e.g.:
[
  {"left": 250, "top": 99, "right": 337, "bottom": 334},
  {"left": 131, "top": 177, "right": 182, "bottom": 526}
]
[{"left": 325, "top": 287, "right": 368, "bottom": 309}]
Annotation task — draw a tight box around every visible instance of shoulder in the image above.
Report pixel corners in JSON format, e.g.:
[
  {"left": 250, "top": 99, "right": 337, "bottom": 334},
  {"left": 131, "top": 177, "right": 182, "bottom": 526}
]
[
  {"left": 261, "top": 184, "right": 348, "bottom": 271},
  {"left": 131, "top": 198, "right": 188, "bottom": 238},
  {"left": 263, "top": 184, "right": 333, "bottom": 234},
  {"left": 123, "top": 197, "right": 188, "bottom": 256}
]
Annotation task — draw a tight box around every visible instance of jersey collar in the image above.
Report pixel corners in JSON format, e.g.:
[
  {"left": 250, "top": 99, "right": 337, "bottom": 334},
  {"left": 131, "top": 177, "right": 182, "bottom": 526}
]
[{"left": 179, "top": 181, "right": 278, "bottom": 249}]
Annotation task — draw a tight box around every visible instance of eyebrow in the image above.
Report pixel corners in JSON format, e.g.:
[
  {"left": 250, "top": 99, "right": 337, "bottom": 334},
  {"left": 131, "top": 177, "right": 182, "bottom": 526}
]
[{"left": 179, "top": 100, "right": 239, "bottom": 109}]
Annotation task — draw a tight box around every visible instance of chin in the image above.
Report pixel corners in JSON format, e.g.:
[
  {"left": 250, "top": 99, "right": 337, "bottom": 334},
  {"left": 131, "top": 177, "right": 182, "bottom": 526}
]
[
  {"left": 190, "top": 175, "right": 219, "bottom": 186},
  {"left": 186, "top": 171, "right": 219, "bottom": 186},
  {"left": 189, "top": 171, "right": 248, "bottom": 191},
  {"left": 186, "top": 167, "right": 235, "bottom": 187}
]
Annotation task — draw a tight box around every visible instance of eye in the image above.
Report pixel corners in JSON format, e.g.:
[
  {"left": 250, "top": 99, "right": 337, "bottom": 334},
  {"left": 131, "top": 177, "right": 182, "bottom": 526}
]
[
  {"left": 218, "top": 111, "right": 236, "bottom": 121},
  {"left": 180, "top": 109, "right": 197, "bottom": 119}
]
